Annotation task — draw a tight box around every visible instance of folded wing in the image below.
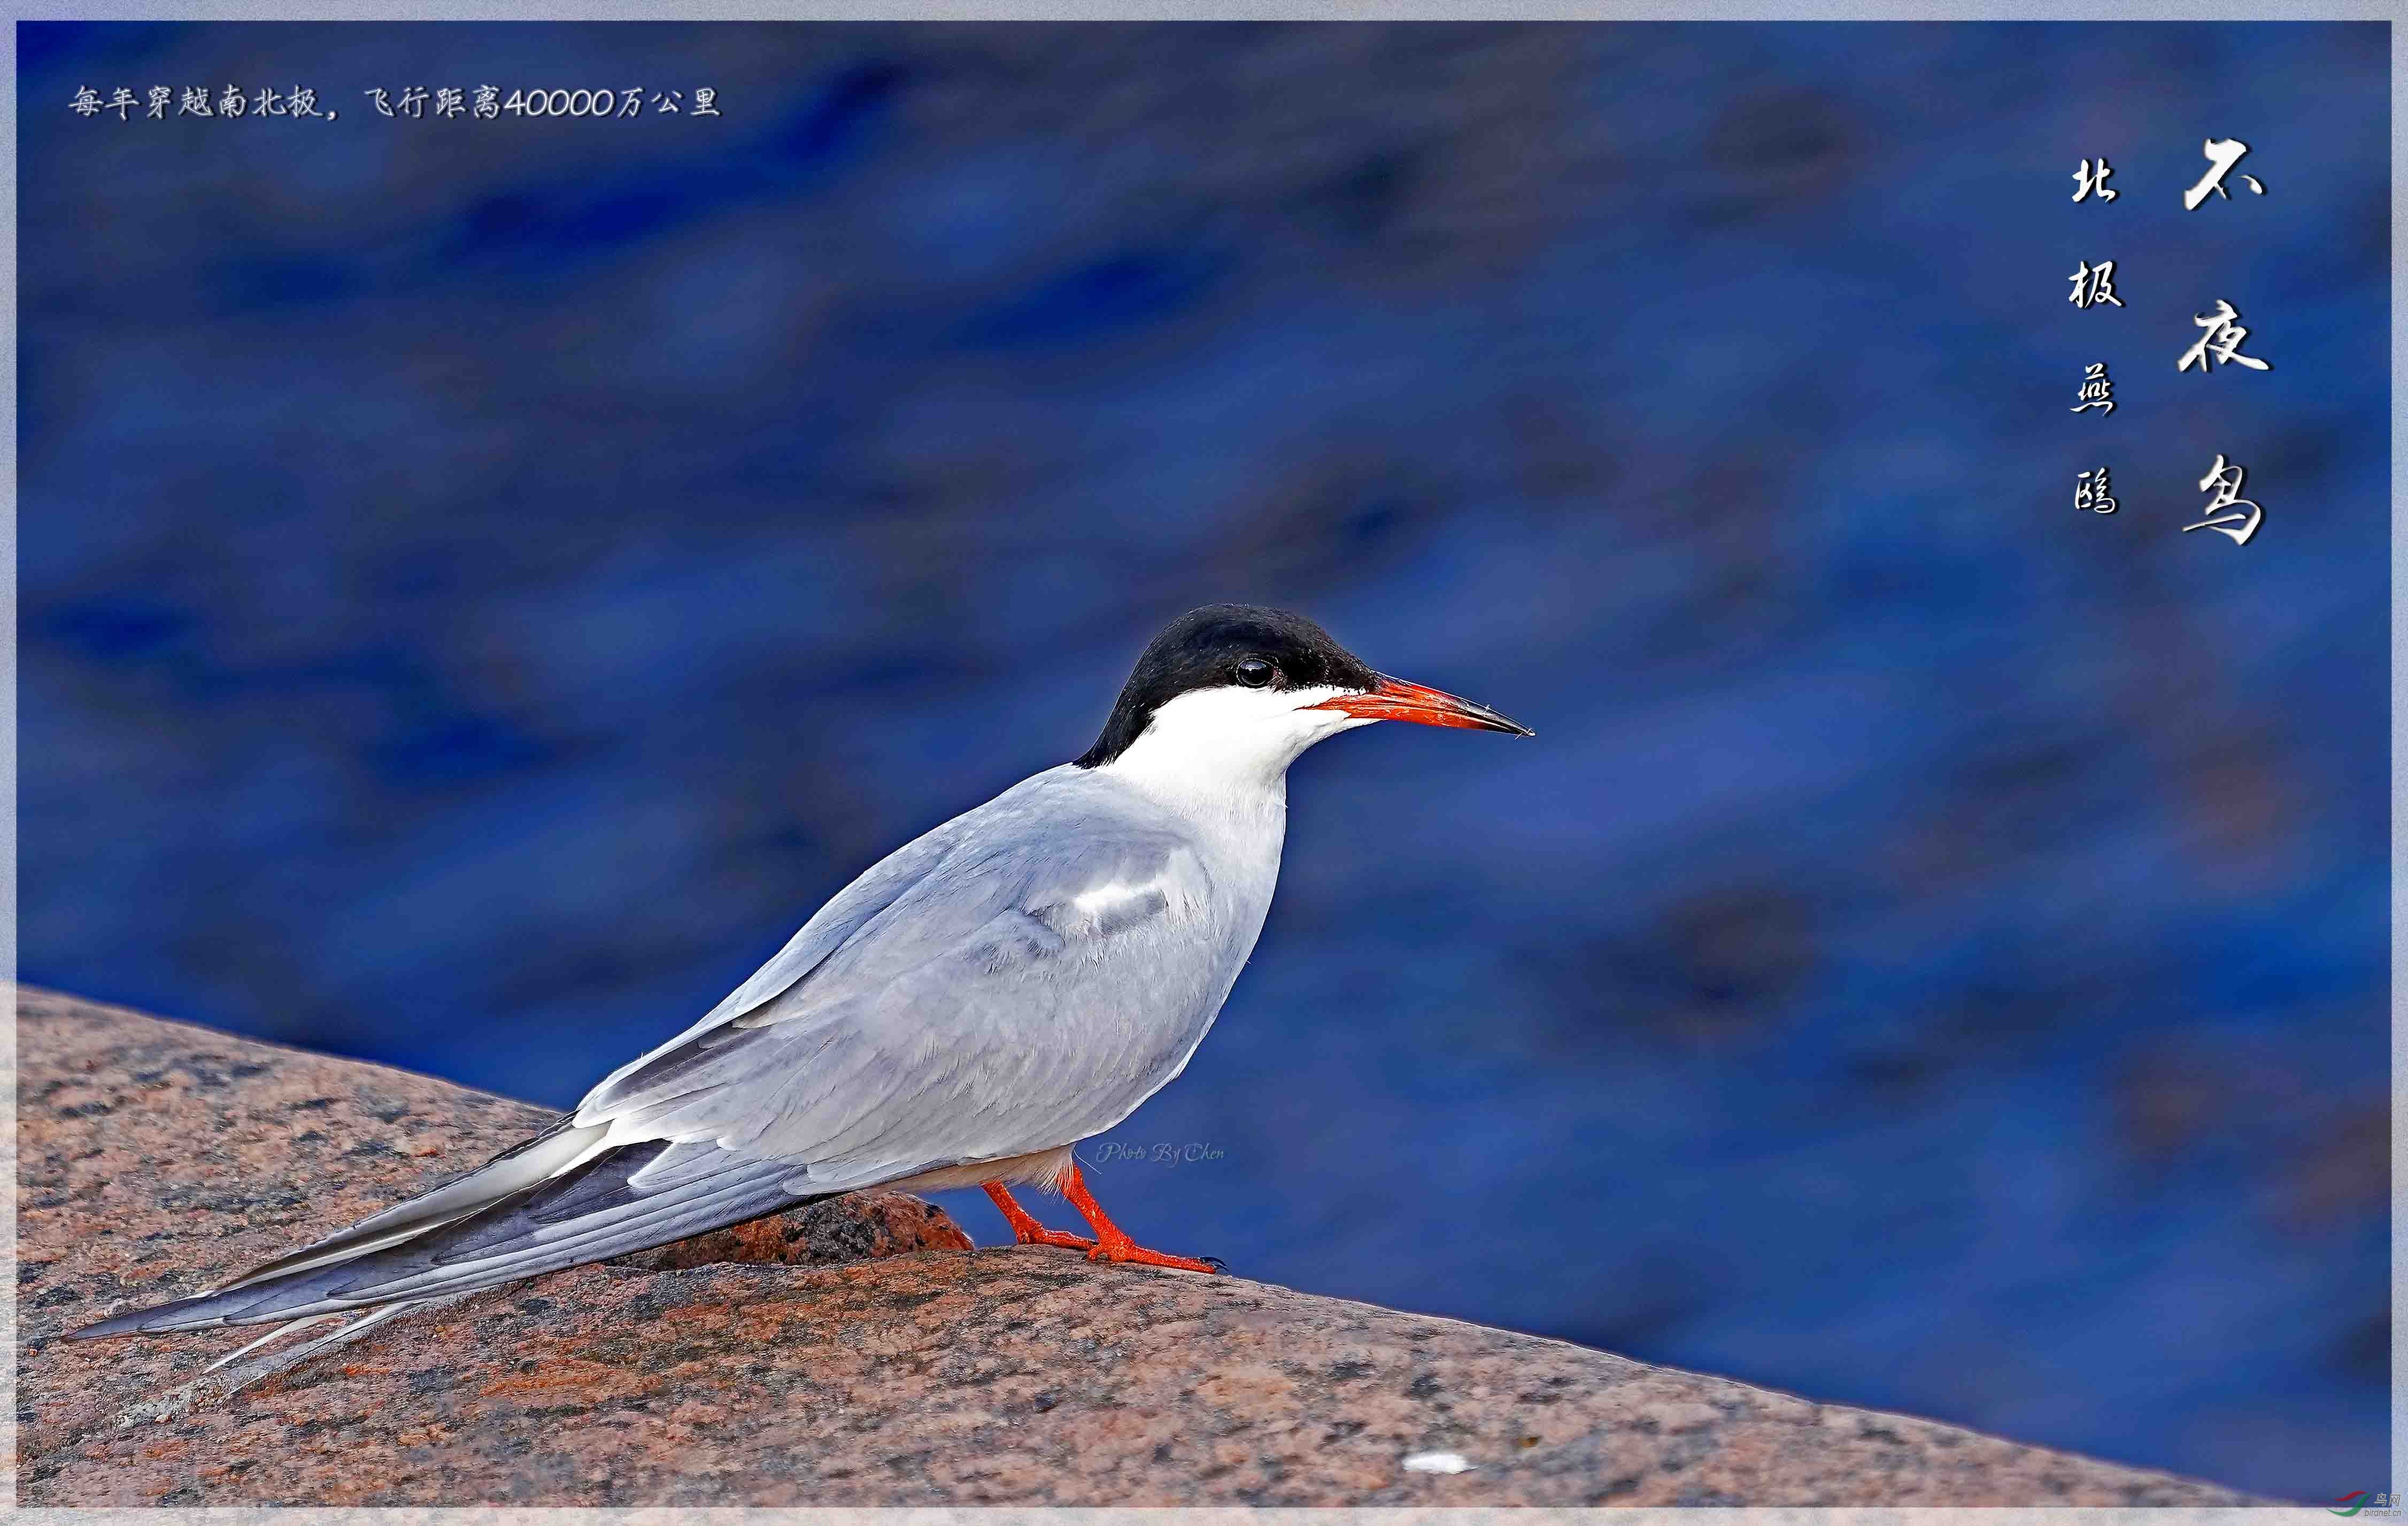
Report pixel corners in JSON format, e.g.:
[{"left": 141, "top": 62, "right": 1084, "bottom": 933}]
[
  {"left": 575, "top": 781, "right": 1227, "bottom": 1192},
  {"left": 76, "top": 772, "right": 1230, "bottom": 1335}
]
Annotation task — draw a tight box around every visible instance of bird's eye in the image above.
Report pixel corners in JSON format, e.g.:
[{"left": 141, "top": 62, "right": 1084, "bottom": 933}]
[{"left": 1234, "top": 658, "right": 1276, "bottom": 688}]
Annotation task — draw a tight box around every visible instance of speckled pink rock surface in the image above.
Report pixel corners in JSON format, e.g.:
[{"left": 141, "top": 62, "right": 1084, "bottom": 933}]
[{"left": 19, "top": 988, "right": 2259, "bottom": 1506}]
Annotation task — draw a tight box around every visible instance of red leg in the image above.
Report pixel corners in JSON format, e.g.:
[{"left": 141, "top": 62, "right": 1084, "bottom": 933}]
[
  {"left": 982, "top": 1181, "right": 1095, "bottom": 1251},
  {"left": 1058, "top": 1161, "right": 1223, "bottom": 1274}
]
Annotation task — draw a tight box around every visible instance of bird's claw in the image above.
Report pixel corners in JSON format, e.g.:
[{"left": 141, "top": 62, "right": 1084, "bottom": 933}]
[
  {"left": 1016, "top": 1227, "right": 1098, "bottom": 1253},
  {"left": 1086, "top": 1241, "right": 1222, "bottom": 1274}
]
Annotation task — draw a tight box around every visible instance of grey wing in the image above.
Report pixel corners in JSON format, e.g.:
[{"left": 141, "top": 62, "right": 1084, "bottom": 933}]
[
  {"left": 73, "top": 783, "right": 1231, "bottom": 1337},
  {"left": 72, "top": 1131, "right": 824, "bottom": 1335},
  {"left": 572, "top": 785, "right": 1231, "bottom": 1193}
]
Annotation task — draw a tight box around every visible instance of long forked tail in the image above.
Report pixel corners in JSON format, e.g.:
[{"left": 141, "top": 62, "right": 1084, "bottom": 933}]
[{"left": 71, "top": 1120, "right": 823, "bottom": 1338}]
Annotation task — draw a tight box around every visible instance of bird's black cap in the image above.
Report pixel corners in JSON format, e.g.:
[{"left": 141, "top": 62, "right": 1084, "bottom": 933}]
[{"left": 1075, "top": 605, "right": 1377, "bottom": 769}]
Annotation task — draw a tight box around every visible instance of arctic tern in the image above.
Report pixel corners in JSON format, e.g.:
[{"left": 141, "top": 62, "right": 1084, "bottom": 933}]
[{"left": 75, "top": 603, "right": 1530, "bottom": 1346}]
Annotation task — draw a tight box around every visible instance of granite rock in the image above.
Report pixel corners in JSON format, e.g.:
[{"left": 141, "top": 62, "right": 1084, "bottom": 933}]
[{"left": 17, "top": 987, "right": 2260, "bottom": 1506}]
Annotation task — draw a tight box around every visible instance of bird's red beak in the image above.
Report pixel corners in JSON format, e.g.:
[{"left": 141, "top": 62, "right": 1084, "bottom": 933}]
[{"left": 1307, "top": 675, "right": 1533, "bottom": 735}]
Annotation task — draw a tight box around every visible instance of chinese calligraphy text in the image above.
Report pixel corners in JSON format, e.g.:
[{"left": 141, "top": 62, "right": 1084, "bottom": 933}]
[{"left": 2183, "top": 454, "right": 2263, "bottom": 545}]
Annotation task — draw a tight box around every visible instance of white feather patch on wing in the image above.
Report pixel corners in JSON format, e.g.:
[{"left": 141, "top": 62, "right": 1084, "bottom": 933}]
[{"left": 561, "top": 766, "right": 1248, "bottom": 1195}]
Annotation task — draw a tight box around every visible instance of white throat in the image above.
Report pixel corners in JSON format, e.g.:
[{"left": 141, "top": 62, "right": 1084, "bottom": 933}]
[{"left": 1093, "top": 684, "right": 1374, "bottom": 826}]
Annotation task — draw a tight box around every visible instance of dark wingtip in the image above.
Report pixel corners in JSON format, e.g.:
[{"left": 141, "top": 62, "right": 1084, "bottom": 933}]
[{"left": 68, "top": 1290, "right": 216, "bottom": 1339}]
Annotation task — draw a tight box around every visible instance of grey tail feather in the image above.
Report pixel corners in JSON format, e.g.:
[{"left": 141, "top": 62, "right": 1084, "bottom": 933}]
[
  {"left": 207, "top": 1115, "right": 605, "bottom": 1298},
  {"left": 72, "top": 1134, "right": 828, "bottom": 1339}
]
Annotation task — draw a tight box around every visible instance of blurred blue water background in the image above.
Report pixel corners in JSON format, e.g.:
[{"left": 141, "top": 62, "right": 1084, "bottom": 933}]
[{"left": 18, "top": 21, "right": 2388, "bottom": 1500}]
